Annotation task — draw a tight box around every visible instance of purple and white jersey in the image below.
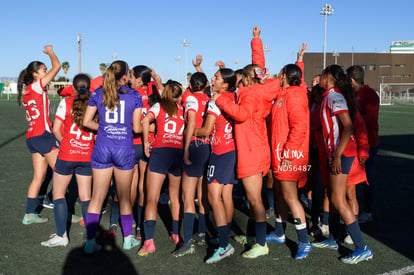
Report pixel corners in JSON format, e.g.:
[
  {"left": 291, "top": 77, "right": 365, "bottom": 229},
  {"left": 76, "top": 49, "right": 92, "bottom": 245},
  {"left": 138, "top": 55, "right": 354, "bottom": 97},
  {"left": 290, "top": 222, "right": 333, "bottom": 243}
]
[{"left": 88, "top": 85, "right": 143, "bottom": 147}]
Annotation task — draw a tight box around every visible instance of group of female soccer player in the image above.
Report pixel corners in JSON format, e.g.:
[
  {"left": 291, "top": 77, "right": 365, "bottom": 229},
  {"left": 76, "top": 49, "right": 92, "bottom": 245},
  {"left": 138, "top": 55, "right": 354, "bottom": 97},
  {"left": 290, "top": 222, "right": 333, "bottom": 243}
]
[{"left": 17, "top": 26, "right": 373, "bottom": 265}]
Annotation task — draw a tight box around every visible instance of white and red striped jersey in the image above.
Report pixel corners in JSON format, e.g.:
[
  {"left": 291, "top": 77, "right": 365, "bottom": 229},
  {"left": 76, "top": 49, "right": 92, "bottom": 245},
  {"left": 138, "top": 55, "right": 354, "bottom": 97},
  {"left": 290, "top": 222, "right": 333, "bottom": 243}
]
[
  {"left": 320, "top": 87, "right": 357, "bottom": 158},
  {"left": 23, "top": 80, "right": 52, "bottom": 138},
  {"left": 55, "top": 96, "right": 95, "bottom": 162},
  {"left": 149, "top": 103, "right": 185, "bottom": 149}
]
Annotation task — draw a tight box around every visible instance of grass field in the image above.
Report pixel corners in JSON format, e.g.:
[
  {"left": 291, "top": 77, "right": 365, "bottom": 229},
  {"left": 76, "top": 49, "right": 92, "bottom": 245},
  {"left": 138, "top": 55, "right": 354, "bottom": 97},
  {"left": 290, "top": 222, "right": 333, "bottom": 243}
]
[{"left": 0, "top": 101, "right": 413, "bottom": 275}]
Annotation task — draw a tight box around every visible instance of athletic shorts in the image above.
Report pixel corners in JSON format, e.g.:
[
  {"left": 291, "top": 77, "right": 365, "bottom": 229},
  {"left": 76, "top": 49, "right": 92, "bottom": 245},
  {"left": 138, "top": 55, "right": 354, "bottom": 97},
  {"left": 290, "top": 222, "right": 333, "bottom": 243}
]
[
  {"left": 55, "top": 158, "right": 92, "bottom": 176},
  {"left": 183, "top": 140, "right": 210, "bottom": 177},
  {"left": 328, "top": 155, "right": 355, "bottom": 175},
  {"left": 26, "top": 131, "right": 59, "bottom": 155},
  {"left": 148, "top": 147, "right": 183, "bottom": 176},
  {"left": 134, "top": 144, "right": 148, "bottom": 164},
  {"left": 91, "top": 145, "right": 135, "bottom": 170},
  {"left": 207, "top": 151, "right": 237, "bottom": 184}
]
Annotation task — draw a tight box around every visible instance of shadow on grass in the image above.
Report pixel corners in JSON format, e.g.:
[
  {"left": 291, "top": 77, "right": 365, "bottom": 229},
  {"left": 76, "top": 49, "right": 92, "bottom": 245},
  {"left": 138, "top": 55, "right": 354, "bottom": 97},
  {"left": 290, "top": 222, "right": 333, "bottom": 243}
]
[{"left": 63, "top": 226, "right": 138, "bottom": 274}]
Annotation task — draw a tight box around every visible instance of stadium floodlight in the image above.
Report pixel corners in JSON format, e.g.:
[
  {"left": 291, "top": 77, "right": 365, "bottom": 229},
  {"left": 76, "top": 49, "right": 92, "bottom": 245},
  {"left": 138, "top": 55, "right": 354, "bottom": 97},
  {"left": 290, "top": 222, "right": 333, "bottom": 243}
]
[{"left": 320, "top": 3, "right": 334, "bottom": 69}]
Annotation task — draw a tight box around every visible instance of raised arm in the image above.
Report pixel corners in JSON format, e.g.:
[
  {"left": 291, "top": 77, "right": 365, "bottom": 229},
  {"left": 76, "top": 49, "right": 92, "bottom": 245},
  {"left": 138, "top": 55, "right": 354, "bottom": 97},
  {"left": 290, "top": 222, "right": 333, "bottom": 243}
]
[
  {"left": 252, "top": 26, "right": 265, "bottom": 68},
  {"left": 41, "top": 45, "right": 61, "bottom": 87},
  {"left": 192, "top": 54, "right": 204, "bottom": 73},
  {"left": 296, "top": 43, "right": 308, "bottom": 90}
]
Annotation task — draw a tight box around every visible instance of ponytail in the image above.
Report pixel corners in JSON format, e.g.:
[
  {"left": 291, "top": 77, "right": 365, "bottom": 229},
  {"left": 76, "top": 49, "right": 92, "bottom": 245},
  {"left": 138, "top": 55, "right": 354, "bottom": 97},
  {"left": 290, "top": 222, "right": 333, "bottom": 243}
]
[
  {"left": 103, "top": 60, "right": 129, "bottom": 111},
  {"left": 160, "top": 83, "right": 182, "bottom": 117},
  {"left": 72, "top": 74, "right": 91, "bottom": 129},
  {"left": 17, "top": 61, "right": 44, "bottom": 106}
]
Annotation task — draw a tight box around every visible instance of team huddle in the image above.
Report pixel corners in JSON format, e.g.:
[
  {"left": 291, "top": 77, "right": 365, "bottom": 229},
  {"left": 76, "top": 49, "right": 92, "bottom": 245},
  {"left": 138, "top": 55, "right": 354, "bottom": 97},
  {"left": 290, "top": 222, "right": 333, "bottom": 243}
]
[{"left": 17, "top": 26, "right": 378, "bottom": 265}]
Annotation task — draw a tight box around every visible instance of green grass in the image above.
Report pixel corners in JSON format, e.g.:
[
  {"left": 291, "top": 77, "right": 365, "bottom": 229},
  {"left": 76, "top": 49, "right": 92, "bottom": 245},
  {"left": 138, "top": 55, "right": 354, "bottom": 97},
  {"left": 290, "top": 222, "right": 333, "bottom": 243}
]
[{"left": 0, "top": 102, "right": 413, "bottom": 275}]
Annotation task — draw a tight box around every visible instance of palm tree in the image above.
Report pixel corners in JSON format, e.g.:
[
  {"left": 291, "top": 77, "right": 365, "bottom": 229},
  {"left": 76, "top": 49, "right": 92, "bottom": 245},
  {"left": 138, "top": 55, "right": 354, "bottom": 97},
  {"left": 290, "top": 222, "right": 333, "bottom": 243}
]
[
  {"left": 62, "top": 61, "right": 70, "bottom": 81},
  {"left": 99, "top": 63, "right": 108, "bottom": 75}
]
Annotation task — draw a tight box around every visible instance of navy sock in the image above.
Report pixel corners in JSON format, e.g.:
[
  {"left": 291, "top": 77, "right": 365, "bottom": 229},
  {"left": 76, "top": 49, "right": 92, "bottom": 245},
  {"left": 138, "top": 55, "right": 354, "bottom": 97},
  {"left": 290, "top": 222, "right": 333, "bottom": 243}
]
[
  {"left": 322, "top": 211, "right": 329, "bottom": 225},
  {"left": 143, "top": 220, "right": 156, "bottom": 240},
  {"left": 26, "top": 198, "right": 38, "bottom": 214},
  {"left": 266, "top": 188, "right": 274, "bottom": 209},
  {"left": 274, "top": 218, "right": 286, "bottom": 237},
  {"left": 255, "top": 221, "right": 267, "bottom": 246},
  {"left": 172, "top": 220, "right": 180, "bottom": 235},
  {"left": 80, "top": 200, "right": 90, "bottom": 224},
  {"left": 54, "top": 198, "right": 68, "bottom": 237},
  {"left": 198, "top": 213, "right": 206, "bottom": 234},
  {"left": 347, "top": 221, "right": 366, "bottom": 250},
  {"left": 136, "top": 205, "right": 143, "bottom": 229},
  {"left": 295, "top": 223, "right": 308, "bottom": 243},
  {"left": 183, "top": 213, "right": 195, "bottom": 243},
  {"left": 110, "top": 201, "right": 120, "bottom": 225},
  {"left": 246, "top": 220, "right": 255, "bottom": 237},
  {"left": 217, "top": 225, "right": 229, "bottom": 248}
]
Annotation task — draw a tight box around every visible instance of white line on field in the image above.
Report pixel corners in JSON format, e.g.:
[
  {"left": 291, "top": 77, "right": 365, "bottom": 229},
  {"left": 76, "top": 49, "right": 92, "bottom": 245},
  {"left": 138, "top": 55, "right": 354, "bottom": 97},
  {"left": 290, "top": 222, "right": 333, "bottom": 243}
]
[
  {"left": 377, "top": 265, "right": 414, "bottom": 275},
  {"left": 379, "top": 149, "right": 414, "bottom": 160}
]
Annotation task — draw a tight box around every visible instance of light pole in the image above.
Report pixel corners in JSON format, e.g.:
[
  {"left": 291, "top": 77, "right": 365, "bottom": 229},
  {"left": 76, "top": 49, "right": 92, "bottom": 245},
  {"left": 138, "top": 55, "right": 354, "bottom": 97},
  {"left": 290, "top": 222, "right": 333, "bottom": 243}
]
[
  {"left": 175, "top": 56, "right": 181, "bottom": 83},
  {"left": 182, "top": 39, "right": 190, "bottom": 85},
  {"left": 320, "top": 3, "right": 334, "bottom": 69},
  {"left": 332, "top": 50, "right": 340, "bottom": 64},
  {"left": 77, "top": 33, "right": 82, "bottom": 74}
]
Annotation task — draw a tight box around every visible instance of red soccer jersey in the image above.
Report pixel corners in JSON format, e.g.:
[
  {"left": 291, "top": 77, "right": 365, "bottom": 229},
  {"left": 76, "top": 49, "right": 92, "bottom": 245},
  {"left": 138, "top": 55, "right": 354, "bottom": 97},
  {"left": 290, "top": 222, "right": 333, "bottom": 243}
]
[
  {"left": 320, "top": 87, "right": 357, "bottom": 159},
  {"left": 356, "top": 85, "right": 380, "bottom": 148},
  {"left": 55, "top": 96, "right": 95, "bottom": 162},
  {"left": 149, "top": 103, "right": 185, "bottom": 149},
  {"left": 185, "top": 92, "right": 210, "bottom": 144},
  {"left": 207, "top": 92, "right": 236, "bottom": 155},
  {"left": 133, "top": 87, "right": 152, "bottom": 145},
  {"left": 23, "top": 80, "right": 53, "bottom": 138}
]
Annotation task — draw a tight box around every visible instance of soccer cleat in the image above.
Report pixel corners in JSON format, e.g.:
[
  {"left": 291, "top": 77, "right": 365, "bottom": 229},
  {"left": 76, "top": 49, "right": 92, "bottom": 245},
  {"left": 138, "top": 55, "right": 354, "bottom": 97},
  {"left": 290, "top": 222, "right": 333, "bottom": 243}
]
[
  {"left": 79, "top": 218, "right": 85, "bottom": 227},
  {"left": 172, "top": 242, "right": 195, "bottom": 257},
  {"left": 136, "top": 228, "right": 142, "bottom": 240},
  {"left": 123, "top": 235, "right": 141, "bottom": 250},
  {"left": 170, "top": 233, "right": 181, "bottom": 245},
  {"left": 71, "top": 215, "right": 82, "bottom": 224},
  {"left": 295, "top": 242, "right": 312, "bottom": 260},
  {"left": 205, "top": 244, "right": 235, "bottom": 264},
  {"left": 341, "top": 246, "right": 373, "bottom": 264},
  {"left": 358, "top": 212, "right": 373, "bottom": 224},
  {"left": 311, "top": 238, "right": 339, "bottom": 250},
  {"left": 22, "top": 213, "right": 48, "bottom": 225},
  {"left": 242, "top": 243, "right": 269, "bottom": 259},
  {"left": 310, "top": 224, "right": 329, "bottom": 237},
  {"left": 193, "top": 232, "right": 206, "bottom": 245},
  {"left": 42, "top": 195, "right": 54, "bottom": 209},
  {"left": 233, "top": 235, "right": 255, "bottom": 248},
  {"left": 41, "top": 233, "right": 69, "bottom": 248},
  {"left": 84, "top": 239, "right": 102, "bottom": 254},
  {"left": 103, "top": 224, "right": 118, "bottom": 238},
  {"left": 137, "top": 239, "right": 156, "bottom": 256},
  {"left": 344, "top": 234, "right": 354, "bottom": 245},
  {"left": 265, "top": 231, "right": 286, "bottom": 244}
]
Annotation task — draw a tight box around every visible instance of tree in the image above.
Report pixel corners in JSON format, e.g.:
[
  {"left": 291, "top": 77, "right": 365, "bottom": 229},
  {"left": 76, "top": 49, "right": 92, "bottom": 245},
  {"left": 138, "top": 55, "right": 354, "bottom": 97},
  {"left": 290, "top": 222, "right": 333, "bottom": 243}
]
[
  {"left": 62, "top": 61, "right": 70, "bottom": 81},
  {"left": 99, "top": 63, "right": 108, "bottom": 75}
]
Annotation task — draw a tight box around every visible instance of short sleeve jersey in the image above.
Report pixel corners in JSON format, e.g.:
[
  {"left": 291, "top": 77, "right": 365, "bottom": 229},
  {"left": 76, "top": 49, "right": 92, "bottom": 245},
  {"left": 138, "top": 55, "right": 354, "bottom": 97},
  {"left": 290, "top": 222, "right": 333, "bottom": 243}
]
[
  {"left": 206, "top": 92, "right": 236, "bottom": 155},
  {"left": 185, "top": 93, "right": 210, "bottom": 143},
  {"left": 88, "top": 85, "right": 143, "bottom": 147},
  {"left": 23, "top": 80, "right": 52, "bottom": 138},
  {"left": 320, "top": 87, "right": 357, "bottom": 158},
  {"left": 149, "top": 103, "right": 185, "bottom": 149},
  {"left": 55, "top": 96, "right": 95, "bottom": 161}
]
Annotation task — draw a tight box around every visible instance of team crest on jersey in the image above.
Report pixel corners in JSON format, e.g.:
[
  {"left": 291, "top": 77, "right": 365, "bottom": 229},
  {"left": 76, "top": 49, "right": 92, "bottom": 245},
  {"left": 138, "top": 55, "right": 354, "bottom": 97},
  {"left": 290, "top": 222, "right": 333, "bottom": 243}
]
[{"left": 277, "top": 99, "right": 283, "bottom": 107}]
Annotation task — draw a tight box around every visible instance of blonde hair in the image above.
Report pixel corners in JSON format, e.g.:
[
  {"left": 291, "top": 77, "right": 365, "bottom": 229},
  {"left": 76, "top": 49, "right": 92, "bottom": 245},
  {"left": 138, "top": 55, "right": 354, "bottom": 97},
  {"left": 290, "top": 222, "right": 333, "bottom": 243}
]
[
  {"left": 103, "top": 60, "right": 129, "bottom": 111},
  {"left": 242, "top": 64, "right": 268, "bottom": 85}
]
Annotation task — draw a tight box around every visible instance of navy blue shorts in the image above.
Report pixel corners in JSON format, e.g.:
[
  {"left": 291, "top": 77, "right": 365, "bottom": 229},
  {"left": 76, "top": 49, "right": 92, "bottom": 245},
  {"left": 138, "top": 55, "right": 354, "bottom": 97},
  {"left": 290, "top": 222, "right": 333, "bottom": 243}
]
[
  {"left": 207, "top": 151, "right": 237, "bottom": 184},
  {"left": 328, "top": 155, "right": 355, "bottom": 175},
  {"left": 91, "top": 145, "right": 135, "bottom": 170},
  {"left": 134, "top": 144, "right": 148, "bottom": 164},
  {"left": 148, "top": 147, "right": 183, "bottom": 176},
  {"left": 183, "top": 140, "right": 210, "bottom": 177},
  {"left": 55, "top": 158, "right": 92, "bottom": 176},
  {"left": 26, "top": 131, "right": 59, "bottom": 155}
]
